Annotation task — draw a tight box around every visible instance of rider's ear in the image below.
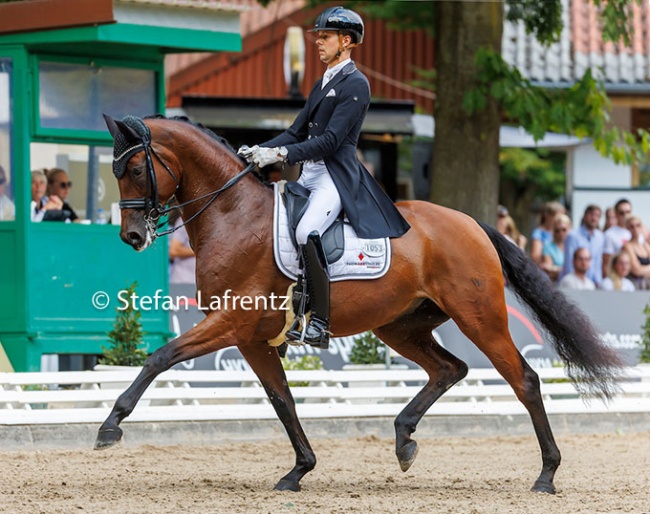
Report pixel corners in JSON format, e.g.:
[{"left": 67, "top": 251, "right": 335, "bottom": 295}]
[{"left": 103, "top": 113, "right": 141, "bottom": 143}]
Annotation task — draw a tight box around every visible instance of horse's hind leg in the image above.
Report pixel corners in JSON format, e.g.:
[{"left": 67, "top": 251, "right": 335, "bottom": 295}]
[
  {"left": 374, "top": 300, "right": 468, "bottom": 472},
  {"left": 449, "top": 299, "right": 561, "bottom": 494},
  {"left": 238, "top": 342, "right": 316, "bottom": 492}
]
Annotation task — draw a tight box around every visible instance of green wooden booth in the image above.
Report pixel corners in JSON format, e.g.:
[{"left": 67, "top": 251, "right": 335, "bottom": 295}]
[{"left": 0, "top": 1, "right": 241, "bottom": 371}]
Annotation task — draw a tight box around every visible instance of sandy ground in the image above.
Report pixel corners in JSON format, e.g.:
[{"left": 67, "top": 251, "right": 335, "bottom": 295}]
[{"left": 1, "top": 432, "right": 649, "bottom": 514}]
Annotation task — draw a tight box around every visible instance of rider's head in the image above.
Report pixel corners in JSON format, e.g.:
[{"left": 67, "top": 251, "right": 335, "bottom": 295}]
[{"left": 309, "top": 6, "right": 364, "bottom": 64}]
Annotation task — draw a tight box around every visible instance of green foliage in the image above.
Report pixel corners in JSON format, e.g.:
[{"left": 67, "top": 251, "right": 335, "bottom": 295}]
[
  {"left": 350, "top": 331, "right": 386, "bottom": 365},
  {"left": 281, "top": 354, "right": 323, "bottom": 386},
  {"left": 639, "top": 303, "right": 650, "bottom": 364},
  {"left": 100, "top": 282, "right": 148, "bottom": 367},
  {"left": 500, "top": 147, "right": 566, "bottom": 201},
  {"left": 467, "top": 48, "right": 650, "bottom": 166}
]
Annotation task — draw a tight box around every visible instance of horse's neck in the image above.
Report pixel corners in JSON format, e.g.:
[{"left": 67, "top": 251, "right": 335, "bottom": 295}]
[{"left": 174, "top": 140, "right": 273, "bottom": 257}]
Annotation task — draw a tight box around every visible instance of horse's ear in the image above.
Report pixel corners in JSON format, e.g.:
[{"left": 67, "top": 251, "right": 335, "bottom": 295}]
[{"left": 102, "top": 113, "right": 141, "bottom": 143}]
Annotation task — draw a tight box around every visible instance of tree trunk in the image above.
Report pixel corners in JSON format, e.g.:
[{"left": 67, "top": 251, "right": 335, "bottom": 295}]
[{"left": 431, "top": 1, "right": 503, "bottom": 223}]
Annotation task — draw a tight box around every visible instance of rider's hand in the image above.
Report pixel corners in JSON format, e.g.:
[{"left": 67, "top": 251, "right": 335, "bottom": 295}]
[
  {"left": 237, "top": 145, "right": 257, "bottom": 163},
  {"left": 251, "top": 147, "right": 288, "bottom": 168}
]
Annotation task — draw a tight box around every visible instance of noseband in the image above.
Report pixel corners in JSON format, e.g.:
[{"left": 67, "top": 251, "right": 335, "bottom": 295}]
[{"left": 111, "top": 116, "right": 254, "bottom": 240}]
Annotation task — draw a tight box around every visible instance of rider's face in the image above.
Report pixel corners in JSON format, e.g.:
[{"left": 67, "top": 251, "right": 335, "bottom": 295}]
[{"left": 316, "top": 30, "right": 344, "bottom": 66}]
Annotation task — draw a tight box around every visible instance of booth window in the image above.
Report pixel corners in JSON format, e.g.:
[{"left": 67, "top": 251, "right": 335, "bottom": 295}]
[
  {"left": 30, "top": 143, "right": 114, "bottom": 224},
  {"left": 0, "top": 58, "right": 14, "bottom": 221},
  {"left": 38, "top": 61, "right": 156, "bottom": 132}
]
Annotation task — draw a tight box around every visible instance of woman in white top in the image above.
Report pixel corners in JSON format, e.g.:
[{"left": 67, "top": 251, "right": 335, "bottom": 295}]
[{"left": 600, "top": 251, "right": 635, "bottom": 292}]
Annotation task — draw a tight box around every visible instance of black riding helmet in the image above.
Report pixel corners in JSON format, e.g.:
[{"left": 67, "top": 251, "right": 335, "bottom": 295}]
[{"left": 309, "top": 6, "right": 364, "bottom": 44}]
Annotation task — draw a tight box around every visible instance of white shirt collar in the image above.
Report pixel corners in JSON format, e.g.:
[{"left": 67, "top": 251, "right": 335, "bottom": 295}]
[{"left": 322, "top": 58, "right": 351, "bottom": 88}]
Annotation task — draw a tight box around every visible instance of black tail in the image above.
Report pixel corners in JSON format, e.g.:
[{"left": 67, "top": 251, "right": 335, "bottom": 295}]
[{"left": 479, "top": 221, "right": 624, "bottom": 398}]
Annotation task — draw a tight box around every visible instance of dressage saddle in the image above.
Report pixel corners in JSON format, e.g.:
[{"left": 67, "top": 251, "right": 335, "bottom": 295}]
[{"left": 281, "top": 181, "right": 345, "bottom": 264}]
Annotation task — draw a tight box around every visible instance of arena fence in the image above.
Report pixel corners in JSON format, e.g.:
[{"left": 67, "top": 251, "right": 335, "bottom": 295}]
[{"left": 1, "top": 367, "right": 649, "bottom": 425}]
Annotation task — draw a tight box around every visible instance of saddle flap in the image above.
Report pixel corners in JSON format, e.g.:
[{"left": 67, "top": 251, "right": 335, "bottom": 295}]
[{"left": 321, "top": 218, "right": 345, "bottom": 264}]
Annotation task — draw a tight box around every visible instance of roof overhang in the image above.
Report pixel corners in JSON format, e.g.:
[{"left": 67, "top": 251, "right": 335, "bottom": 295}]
[
  {"left": 0, "top": 0, "right": 242, "bottom": 54},
  {"left": 178, "top": 96, "right": 416, "bottom": 135}
]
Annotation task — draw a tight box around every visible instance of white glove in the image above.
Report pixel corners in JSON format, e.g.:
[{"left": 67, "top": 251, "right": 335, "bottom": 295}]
[
  {"left": 237, "top": 144, "right": 258, "bottom": 163},
  {"left": 251, "top": 146, "right": 287, "bottom": 168}
]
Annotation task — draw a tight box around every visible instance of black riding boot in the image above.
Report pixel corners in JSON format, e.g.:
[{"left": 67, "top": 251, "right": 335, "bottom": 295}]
[{"left": 285, "top": 231, "right": 331, "bottom": 349}]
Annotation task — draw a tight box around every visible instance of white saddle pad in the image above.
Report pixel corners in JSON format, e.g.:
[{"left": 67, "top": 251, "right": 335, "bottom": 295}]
[{"left": 273, "top": 182, "right": 391, "bottom": 282}]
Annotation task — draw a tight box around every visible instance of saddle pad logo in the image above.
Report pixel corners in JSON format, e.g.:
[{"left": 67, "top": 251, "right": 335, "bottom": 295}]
[{"left": 362, "top": 241, "right": 385, "bottom": 258}]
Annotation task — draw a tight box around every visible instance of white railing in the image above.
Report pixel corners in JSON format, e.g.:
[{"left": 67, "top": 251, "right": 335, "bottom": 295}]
[{"left": 1, "top": 367, "right": 649, "bottom": 425}]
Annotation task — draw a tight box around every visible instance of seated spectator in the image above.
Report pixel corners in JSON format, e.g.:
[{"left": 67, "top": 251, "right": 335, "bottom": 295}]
[
  {"left": 560, "top": 204, "right": 604, "bottom": 286},
  {"left": 530, "top": 201, "right": 566, "bottom": 266},
  {"left": 600, "top": 252, "right": 635, "bottom": 292},
  {"left": 558, "top": 248, "right": 596, "bottom": 290},
  {"left": 45, "top": 168, "right": 79, "bottom": 222},
  {"left": 31, "top": 170, "right": 65, "bottom": 222},
  {"left": 496, "top": 206, "right": 527, "bottom": 250},
  {"left": 540, "top": 214, "right": 571, "bottom": 283},
  {"left": 602, "top": 198, "right": 632, "bottom": 276},
  {"left": 622, "top": 215, "right": 650, "bottom": 290},
  {"left": 169, "top": 217, "right": 196, "bottom": 284},
  {"left": 0, "top": 164, "right": 15, "bottom": 221}
]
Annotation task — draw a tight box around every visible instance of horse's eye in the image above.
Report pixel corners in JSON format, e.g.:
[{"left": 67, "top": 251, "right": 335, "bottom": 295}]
[{"left": 132, "top": 166, "right": 144, "bottom": 177}]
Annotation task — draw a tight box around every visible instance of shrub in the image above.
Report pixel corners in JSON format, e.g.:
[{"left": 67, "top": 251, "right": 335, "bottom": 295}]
[
  {"left": 349, "top": 331, "right": 387, "bottom": 365},
  {"left": 100, "top": 282, "right": 148, "bottom": 366},
  {"left": 282, "top": 354, "right": 323, "bottom": 387},
  {"left": 639, "top": 303, "right": 650, "bottom": 364}
]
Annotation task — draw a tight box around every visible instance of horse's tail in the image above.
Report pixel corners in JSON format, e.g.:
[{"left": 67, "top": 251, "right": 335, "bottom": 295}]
[{"left": 478, "top": 221, "right": 623, "bottom": 399}]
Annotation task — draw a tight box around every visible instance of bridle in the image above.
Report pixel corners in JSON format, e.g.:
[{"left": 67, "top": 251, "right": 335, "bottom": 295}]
[{"left": 111, "top": 115, "right": 254, "bottom": 240}]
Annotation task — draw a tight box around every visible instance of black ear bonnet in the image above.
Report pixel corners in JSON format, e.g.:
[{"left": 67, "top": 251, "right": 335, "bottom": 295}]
[{"left": 109, "top": 115, "right": 151, "bottom": 179}]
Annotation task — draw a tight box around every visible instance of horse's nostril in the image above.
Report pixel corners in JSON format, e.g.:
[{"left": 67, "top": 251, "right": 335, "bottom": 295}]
[{"left": 127, "top": 231, "right": 143, "bottom": 245}]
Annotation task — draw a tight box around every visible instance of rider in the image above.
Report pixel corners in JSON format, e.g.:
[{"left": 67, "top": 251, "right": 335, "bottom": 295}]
[{"left": 238, "top": 6, "right": 410, "bottom": 348}]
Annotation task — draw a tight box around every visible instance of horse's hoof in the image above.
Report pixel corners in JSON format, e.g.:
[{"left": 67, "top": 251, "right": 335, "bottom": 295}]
[
  {"left": 396, "top": 441, "right": 419, "bottom": 472},
  {"left": 274, "top": 479, "right": 301, "bottom": 492},
  {"left": 531, "top": 480, "right": 556, "bottom": 494},
  {"left": 94, "top": 427, "right": 123, "bottom": 450}
]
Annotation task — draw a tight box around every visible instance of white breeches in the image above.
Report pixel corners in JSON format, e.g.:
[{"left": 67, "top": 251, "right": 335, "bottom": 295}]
[{"left": 296, "top": 161, "right": 342, "bottom": 246}]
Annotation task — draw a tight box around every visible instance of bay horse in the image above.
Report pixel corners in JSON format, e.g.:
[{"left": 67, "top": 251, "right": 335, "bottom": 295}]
[{"left": 97, "top": 114, "right": 622, "bottom": 495}]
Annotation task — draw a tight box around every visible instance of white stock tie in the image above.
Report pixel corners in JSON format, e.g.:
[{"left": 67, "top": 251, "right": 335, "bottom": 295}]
[{"left": 322, "top": 69, "right": 335, "bottom": 89}]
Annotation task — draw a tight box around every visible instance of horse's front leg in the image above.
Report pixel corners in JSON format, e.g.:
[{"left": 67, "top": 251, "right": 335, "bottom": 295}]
[
  {"left": 238, "top": 342, "right": 316, "bottom": 492},
  {"left": 95, "top": 313, "right": 248, "bottom": 450}
]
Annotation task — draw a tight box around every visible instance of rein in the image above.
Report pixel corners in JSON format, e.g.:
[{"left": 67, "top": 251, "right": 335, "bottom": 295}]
[{"left": 113, "top": 117, "right": 255, "bottom": 240}]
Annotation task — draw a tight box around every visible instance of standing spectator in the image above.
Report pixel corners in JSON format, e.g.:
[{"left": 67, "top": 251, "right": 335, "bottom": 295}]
[
  {"left": 600, "top": 252, "right": 635, "bottom": 292},
  {"left": 622, "top": 215, "right": 650, "bottom": 290},
  {"left": 169, "top": 217, "right": 196, "bottom": 284},
  {"left": 540, "top": 214, "right": 571, "bottom": 283},
  {"left": 558, "top": 248, "right": 596, "bottom": 290},
  {"left": 496, "top": 206, "right": 527, "bottom": 250},
  {"left": 530, "top": 201, "right": 566, "bottom": 266},
  {"left": 0, "top": 164, "right": 15, "bottom": 221},
  {"left": 602, "top": 198, "right": 632, "bottom": 276},
  {"left": 45, "top": 168, "right": 78, "bottom": 222},
  {"left": 603, "top": 206, "right": 617, "bottom": 231},
  {"left": 560, "top": 204, "right": 605, "bottom": 286}
]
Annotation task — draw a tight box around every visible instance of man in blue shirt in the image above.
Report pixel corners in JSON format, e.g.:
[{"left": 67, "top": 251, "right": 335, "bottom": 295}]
[{"left": 560, "top": 204, "right": 605, "bottom": 286}]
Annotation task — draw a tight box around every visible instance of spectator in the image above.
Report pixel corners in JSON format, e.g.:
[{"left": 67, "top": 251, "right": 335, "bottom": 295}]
[
  {"left": 31, "top": 170, "right": 64, "bottom": 222},
  {"left": 600, "top": 252, "right": 635, "bottom": 292},
  {"left": 603, "top": 206, "right": 617, "bottom": 231},
  {"left": 0, "top": 164, "right": 15, "bottom": 221},
  {"left": 558, "top": 248, "right": 596, "bottom": 290},
  {"left": 496, "top": 207, "right": 527, "bottom": 250},
  {"left": 169, "top": 217, "right": 196, "bottom": 284},
  {"left": 622, "top": 215, "right": 650, "bottom": 290},
  {"left": 560, "top": 204, "right": 605, "bottom": 286},
  {"left": 602, "top": 198, "right": 632, "bottom": 276},
  {"left": 530, "top": 201, "right": 566, "bottom": 266},
  {"left": 45, "top": 168, "right": 79, "bottom": 222},
  {"left": 540, "top": 214, "right": 571, "bottom": 283}
]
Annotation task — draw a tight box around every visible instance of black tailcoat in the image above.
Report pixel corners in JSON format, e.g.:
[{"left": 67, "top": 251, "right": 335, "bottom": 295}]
[{"left": 262, "top": 61, "right": 410, "bottom": 239}]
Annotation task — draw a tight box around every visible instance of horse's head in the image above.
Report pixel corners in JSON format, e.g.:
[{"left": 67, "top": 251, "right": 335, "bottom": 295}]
[{"left": 104, "top": 114, "right": 181, "bottom": 251}]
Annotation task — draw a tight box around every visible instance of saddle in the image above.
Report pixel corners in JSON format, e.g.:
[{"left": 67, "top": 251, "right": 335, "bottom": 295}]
[{"left": 281, "top": 181, "right": 345, "bottom": 263}]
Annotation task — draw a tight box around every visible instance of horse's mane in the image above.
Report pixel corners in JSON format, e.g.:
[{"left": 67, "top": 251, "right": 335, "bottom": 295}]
[{"left": 145, "top": 114, "right": 270, "bottom": 187}]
